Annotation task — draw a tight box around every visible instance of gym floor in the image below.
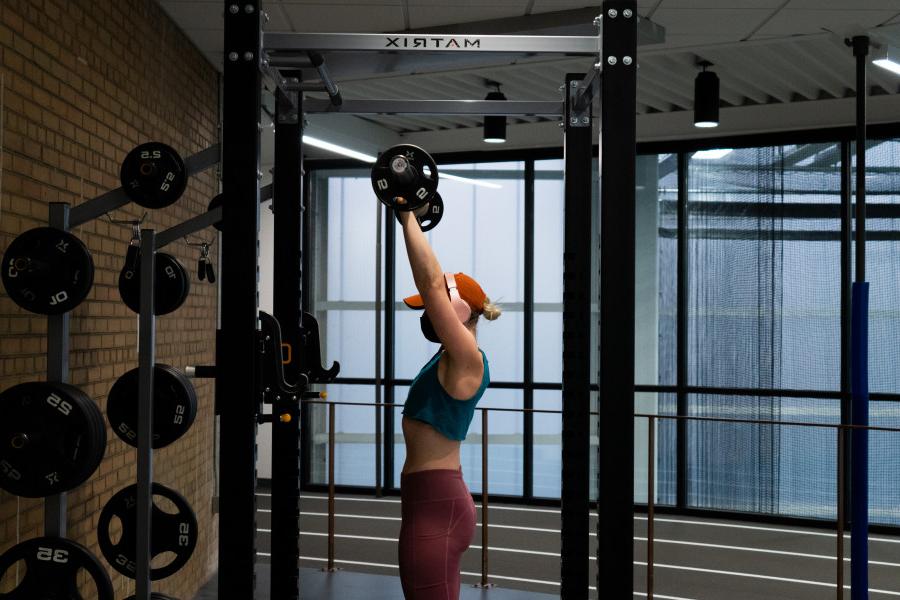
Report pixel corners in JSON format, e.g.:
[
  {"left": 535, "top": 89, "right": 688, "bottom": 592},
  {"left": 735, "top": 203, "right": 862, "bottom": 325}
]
[{"left": 194, "top": 490, "right": 900, "bottom": 600}]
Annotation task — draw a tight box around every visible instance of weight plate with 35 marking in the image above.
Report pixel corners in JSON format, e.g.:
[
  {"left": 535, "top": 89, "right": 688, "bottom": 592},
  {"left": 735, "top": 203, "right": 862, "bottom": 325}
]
[{"left": 0, "top": 536, "right": 114, "bottom": 600}]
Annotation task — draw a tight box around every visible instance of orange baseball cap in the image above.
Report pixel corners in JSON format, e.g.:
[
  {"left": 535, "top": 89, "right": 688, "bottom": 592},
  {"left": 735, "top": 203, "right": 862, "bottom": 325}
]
[{"left": 403, "top": 272, "right": 487, "bottom": 314}]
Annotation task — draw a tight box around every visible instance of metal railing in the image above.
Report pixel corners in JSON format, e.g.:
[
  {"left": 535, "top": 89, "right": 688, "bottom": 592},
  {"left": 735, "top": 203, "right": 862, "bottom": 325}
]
[{"left": 297, "top": 399, "right": 900, "bottom": 598}]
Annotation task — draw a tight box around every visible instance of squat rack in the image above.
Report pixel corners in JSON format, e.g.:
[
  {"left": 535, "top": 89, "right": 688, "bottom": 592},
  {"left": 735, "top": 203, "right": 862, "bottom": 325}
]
[{"left": 219, "top": 1, "right": 648, "bottom": 597}]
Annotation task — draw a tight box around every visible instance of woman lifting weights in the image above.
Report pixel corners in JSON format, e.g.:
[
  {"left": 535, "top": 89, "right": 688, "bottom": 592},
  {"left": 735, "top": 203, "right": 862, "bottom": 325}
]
[{"left": 395, "top": 208, "right": 501, "bottom": 600}]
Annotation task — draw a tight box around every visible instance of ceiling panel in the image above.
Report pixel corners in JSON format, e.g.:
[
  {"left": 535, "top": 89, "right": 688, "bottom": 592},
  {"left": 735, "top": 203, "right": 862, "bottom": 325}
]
[
  {"left": 407, "top": 6, "right": 525, "bottom": 29},
  {"left": 755, "top": 9, "right": 898, "bottom": 36},
  {"left": 650, "top": 0, "right": 788, "bottom": 7},
  {"left": 652, "top": 8, "right": 775, "bottom": 35},
  {"left": 154, "top": 0, "right": 900, "bottom": 151},
  {"left": 271, "top": 0, "right": 403, "bottom": 5},
  {"left": 787, "top": 0, "right": 900, "bottom": 9},
  {"left": 279, "top": 4, "right": 405, "bottom": 31}
]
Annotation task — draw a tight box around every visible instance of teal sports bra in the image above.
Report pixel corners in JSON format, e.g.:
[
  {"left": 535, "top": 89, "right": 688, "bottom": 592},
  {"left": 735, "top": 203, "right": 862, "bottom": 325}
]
[{"left": 402, "top": 349, "right": 490, "bottom": 441}]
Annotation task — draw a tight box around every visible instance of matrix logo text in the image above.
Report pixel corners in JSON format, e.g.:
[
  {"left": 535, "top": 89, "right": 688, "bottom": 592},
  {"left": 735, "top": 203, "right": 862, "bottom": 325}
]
[{"left": 385, "top": 37, "right": 481, "bottom": 49}]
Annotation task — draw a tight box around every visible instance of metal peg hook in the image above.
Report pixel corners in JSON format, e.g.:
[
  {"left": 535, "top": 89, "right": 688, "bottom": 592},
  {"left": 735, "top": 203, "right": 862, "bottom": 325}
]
[
  {"left": 183, "top": 234, "right": 215, "bottom": 249},
  {"left": 104, "top": 212, "right": 148, "bottom": 243}
]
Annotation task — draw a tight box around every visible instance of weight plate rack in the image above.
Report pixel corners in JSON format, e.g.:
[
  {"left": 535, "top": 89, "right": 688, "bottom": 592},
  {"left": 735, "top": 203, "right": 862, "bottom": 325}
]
[{"left": 8, "top": 143, "right": 221, "bottom": 600}]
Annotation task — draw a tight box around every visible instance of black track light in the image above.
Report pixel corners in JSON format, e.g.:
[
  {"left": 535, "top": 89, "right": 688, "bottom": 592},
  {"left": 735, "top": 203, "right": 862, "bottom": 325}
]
[
  {"left": 694, "top": 61, "right": 720, "bottom": 128},
  {"left": 483, "top": 85, "right": 507, "bottom": 144}
]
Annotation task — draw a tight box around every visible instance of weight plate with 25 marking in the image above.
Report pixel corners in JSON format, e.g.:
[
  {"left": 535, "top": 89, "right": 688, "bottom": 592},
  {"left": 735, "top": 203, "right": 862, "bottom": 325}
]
[
  {"left": 107, "top": 364, "right": 198, "bottom": 449},
  {"left": 0, "top": 381, "right": 106, "bottom": 498}
]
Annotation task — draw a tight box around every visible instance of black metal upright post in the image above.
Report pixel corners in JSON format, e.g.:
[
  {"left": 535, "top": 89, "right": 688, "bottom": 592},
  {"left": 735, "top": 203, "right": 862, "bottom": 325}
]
[
  {"left": 560, "top": 72, "right": 593, "bottom": 599},
  {"left": 598, "top": 1, "right": 638, "bottom": 597},
  {"left": 384, "top": 214, "right": 397, "bottom": 488},
  {"left": 45, "top": 203, "right": 70, "bottom": 537},
  {"left": 221, "top": 1, "right": 262, "bottom": 597},
  {"left": 849, "top": 34, "right": 870, "bottom": 600},
  {"left": 135, "top": 230, "right": 157, "bottom": 600},
  {"left": 271, "top": 73, "right": 304, "bottom": 600},
  {"left": 840, "top": 140, "right": 852, "bottom": 525},
  {"left": 676, "top": 152, "right": 689, "bottom": 509},
  {"left": 300, "top": 169, "right": 314, "bottom": 489},
  {"left": 523, "top": 159, "right": 535, "bottom": 500}
]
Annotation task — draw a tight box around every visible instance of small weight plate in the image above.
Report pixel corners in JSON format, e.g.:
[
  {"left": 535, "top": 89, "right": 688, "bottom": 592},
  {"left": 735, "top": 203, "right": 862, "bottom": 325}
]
[
  {"left": 371, "top": 144, "right": 438, "bottom": 211},
  {"left": 98, "top": 482, "right": 198, "bottom": 580},
  {"left": 396, "top": 191, "right": 444, "bottom": 233},
  {"left": 0, "top": 382, "right": 106, "bottom": 498},
  {"left": 1, "top": 227, "right": 95, "bottom": 315},
  {"left": 0, "top": 536, "right": 114, "bottom": 600},
  {"left": 120, "top": 142, "right": 188, "bottom": 209},
  {"left": 107, "top": 364, "right": 198, "bottom": 449},
  {"left": 119, "top": 251, "right": 190, "bottom": 316}
]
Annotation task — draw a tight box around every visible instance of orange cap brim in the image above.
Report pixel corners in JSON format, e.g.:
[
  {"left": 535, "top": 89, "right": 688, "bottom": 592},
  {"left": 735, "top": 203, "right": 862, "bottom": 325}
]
[{"left": 403, "top": 294, "right": 425, "bottom": 309}]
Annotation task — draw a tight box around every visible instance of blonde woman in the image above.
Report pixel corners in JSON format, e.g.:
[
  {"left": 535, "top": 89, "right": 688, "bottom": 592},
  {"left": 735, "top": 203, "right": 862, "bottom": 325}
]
[{"left": 395, "top": 209, "right": 501, "bottom": 600}]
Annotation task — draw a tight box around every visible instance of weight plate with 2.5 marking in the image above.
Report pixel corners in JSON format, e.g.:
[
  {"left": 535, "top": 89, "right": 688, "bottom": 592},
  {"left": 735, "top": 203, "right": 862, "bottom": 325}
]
[
  {"left": 0, "top": 382, "right": 106, "bottom": 498},
  {"left": 98, "top": 482, "right": 198, "bottom": 580},
  {"left": 119, "top": 251, "right": 190, "bottom": 315},
  {"left": 0, "top": 536, "right": 114, "bottom": 600},
  {"left": 371, "top": 144, "right": 438, "bottom": 211},
  {"left": 107, "top": 364, "right": 198, "bottom": 449},
  {"left": 120, "top": 142, "right": 188, "bottom": 209},
  {"left": 1, "top": 227, "right": 95, "bottom": 315}
]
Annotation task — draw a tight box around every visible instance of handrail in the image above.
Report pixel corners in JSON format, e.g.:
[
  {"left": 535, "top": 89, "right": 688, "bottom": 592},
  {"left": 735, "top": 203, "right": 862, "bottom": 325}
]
[
  {"left": 303, "top": 399, "right": 898, "bottom": 597},
  {"left": 298, "top": 398, "right": 900, "bottom": 432}
]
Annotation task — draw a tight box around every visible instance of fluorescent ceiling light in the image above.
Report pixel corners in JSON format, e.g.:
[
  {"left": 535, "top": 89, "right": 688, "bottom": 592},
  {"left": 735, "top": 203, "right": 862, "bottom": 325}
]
[
  {"left": 302, "top": 135, "right": 377, "bottom": 163},
  {"left": 872, "top": 45, "right": 900, "bottom": 76},
  {"left": 439, "top": 172, "right": 503, "bottom": 189},
  {"left": 693, "top": 148, "right": 734, "bottom": 160}
]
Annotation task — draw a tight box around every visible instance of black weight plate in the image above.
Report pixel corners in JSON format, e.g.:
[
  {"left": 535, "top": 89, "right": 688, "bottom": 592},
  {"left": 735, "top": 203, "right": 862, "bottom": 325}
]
[
  {"left": 98, "top": 483, "right": 198, "bottom": 580},
  {"left": 0, "top": 536, "right": 114, "bottom": 600},
  {"left": 120, "top": 142, "right": 188, "bottom": 209},
  {"left": 419, "top": 192, "right": 444, "bottom": 232},
  {"left": 119, "top": 252, "right": 190, "bottom": 316},
  {"left": 174, "top": 256, "right": 191, "bottom": 307},
  {"left": 1, "top": 227, "right": 95, "bottom": 315},
  {"left": 371, "top": 144, "right": 438, "bottom": 211},
  {"left": 395, "top": 192, "right": 444, "bottom": 233},
  {"left": 0, "top": 382, "right": 106, "bottom": 498},
  {"left": 107, "top": 364, "right": 198, "bottom": 449}
]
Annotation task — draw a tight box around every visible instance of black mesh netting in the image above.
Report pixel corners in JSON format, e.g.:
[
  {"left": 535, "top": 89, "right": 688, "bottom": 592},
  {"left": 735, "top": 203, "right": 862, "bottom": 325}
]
[{"left": 857, "top": 139, "right": 900, "bottom": 526}]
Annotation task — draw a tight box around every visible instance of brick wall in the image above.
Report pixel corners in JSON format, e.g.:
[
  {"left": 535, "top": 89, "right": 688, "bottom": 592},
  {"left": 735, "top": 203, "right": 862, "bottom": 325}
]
[{"left": 1, "top": 0, "right": 220, "bottom": 598}]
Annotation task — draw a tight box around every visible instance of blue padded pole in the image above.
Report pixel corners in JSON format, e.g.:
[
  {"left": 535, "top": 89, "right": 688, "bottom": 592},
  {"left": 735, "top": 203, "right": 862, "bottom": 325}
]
[{"left": 850, "top": 281, "right": 869, "bottom": 600}]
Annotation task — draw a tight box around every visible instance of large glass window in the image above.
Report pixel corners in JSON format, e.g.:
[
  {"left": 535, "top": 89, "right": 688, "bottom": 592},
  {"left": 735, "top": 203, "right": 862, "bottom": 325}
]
[{"left": 304, "top": 134, "right": 900, "bottom": 530}]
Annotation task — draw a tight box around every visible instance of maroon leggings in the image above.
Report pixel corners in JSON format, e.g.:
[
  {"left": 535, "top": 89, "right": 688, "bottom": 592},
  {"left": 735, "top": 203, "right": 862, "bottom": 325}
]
[{"left": 399, "top": 468, "right": 476, "bottom": 600}]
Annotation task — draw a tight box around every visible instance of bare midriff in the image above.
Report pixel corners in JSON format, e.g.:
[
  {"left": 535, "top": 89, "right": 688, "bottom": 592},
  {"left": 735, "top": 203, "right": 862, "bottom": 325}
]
[{"left": 401, "top": 416, "right": 461, "bottom": 474}]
